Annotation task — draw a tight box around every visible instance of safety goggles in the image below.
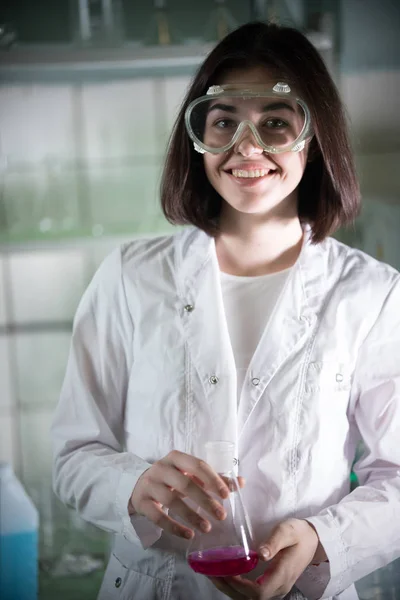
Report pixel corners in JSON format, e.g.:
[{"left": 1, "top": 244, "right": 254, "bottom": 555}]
[{"left": 185, "top": 82, "right": 313, "bottom": 155}]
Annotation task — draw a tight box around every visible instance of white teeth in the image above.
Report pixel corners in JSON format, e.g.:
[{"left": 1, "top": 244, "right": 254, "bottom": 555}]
[{"left": 231, "top": 169, "right": 270, "bottom": 178}]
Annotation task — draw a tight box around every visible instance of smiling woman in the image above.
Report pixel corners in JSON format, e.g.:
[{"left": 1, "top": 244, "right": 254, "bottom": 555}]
[{"left": 52, "top": 20, "right": 400, "bottom": 600}]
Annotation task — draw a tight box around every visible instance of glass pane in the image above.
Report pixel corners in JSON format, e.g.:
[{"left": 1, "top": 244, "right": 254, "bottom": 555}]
[
  {"left": 9, "top": 250, "right": 87, "bottom": 323},
  {"left": 14, "top": 332, "right": 71, "bottom": 409},
  {"left": 0, "top": 412, "right": 17, "bottom": 468},
  {"left": 0, "top": 338, "right": 13, "bottom": 410},
  {"left": 81, "top": 80, "right": 159, "bottom": 160},
  {"left": 86, "top": 162, "right": 165, "bottom": 235},
  {"left": 164, "top": 75, "right": 191, "bottom": 129},
  {"left": 19, "top": 408, "right": 109, "bottom": 567},
  {"left": 2, "top": 169, "right": 81, "bottom": 241},
  {"left": 0, "top": 258, "right": 7, "bottom": 325},
  {"left": 0, "top": 85, "right": 75, "bottom": 166}
]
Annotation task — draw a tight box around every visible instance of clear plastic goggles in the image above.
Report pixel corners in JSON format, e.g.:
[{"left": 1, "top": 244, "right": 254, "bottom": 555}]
[{"left": 185, "top": 82, "right": 312, "bottom": 155}]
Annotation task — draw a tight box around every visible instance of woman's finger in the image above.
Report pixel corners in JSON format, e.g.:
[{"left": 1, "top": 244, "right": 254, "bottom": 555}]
[
  {"left": 187, "top": 473, "right": 205, "bottom": 489},
  {"left": 144, "top": 483, "right": 211, "bottom": 533},
  {"left": 167, "top": 496, "right": 212, "bottom": 533},
  {"left": 237, "top": 476, "right": 246, "bottom": 488},
  {"left": 163, "top": 450, "right": 230, "bottom": 498},
  {"left": 208, "top": 577, "right": 250, "bottom": 599},
  {"left": 258, "top": 519, "right": 299, "bottom": 561},
  {"left": 223, "top": 575, "right": 261, "bottom": 597},
  {"left": 140, "top": 499, "right": 194, "bottom": 539},
  {"left": 189, "top": 473, "right": 245, "bottom": 491},
  {"left": 221, "top": 475, "right": 246, "bottom": 491},
  {"left": 153, "top": 463, "right": 227, "bottom": 521},
  {"left": 258, "top": 545, "right": 303, "bottom": 599}
]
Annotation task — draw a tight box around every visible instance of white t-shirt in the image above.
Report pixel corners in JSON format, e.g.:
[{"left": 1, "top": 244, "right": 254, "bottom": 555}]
[{"left": 220, "top": 268, "right": 291, "bottom": 402}]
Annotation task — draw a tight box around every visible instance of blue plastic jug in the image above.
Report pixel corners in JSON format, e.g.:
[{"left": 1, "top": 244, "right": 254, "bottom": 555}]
[{"left": 0, "top": 463, "right": 39, "bottom": 600}]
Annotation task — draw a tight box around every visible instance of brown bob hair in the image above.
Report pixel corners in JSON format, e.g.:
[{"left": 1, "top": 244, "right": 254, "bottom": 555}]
[{"left": 160, "top": 21, "right": 360, "bottom": 243}]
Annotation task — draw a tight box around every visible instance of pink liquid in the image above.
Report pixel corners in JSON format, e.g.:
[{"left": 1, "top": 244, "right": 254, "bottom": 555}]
[{"left": 188, "top": 545, "right": 259, "bottom": 577}]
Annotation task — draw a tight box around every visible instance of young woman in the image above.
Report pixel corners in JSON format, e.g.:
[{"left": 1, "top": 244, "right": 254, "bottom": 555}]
[{"left": 52, "top": 22, "right": 400, "bottom": 600}]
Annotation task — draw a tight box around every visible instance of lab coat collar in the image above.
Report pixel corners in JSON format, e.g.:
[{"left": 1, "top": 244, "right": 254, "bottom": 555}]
[{"left": 174, "top": 225, "right": 327, "bottom": 439}]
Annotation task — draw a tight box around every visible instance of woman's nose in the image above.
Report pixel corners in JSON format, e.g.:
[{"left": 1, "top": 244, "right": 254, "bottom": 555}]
[{"left": 234, "top": 129, "right": 264, "bottom": 157}]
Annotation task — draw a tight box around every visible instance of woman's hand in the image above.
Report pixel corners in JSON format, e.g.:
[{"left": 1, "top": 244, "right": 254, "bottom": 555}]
[
  {"left": 209, "top": 518, "right": 325, "bottom": 599},
  {"left": 129, "top": 450, "right": 232, "bottom": 539}
]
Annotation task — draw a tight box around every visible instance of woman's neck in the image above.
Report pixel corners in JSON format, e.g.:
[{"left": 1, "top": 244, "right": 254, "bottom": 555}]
[{"left": 215, "top": 213, "right": 304, "bottom": 277}]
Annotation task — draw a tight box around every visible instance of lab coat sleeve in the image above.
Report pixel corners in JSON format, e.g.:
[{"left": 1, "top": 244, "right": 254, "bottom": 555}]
[
  {"left": 51, "top": 246, "right": 162, "bottom": 549},
  {"left": 296, "top": 275, "right": 400, "bottom": 599}
]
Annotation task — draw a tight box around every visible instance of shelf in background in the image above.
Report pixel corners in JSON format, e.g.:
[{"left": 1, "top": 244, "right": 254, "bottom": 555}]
[
  {"left": 0, "top": 31, "right": 333, "bottom": 82},
  {"left": 0, "top": 43, "right": 214, "bottom": 81}
]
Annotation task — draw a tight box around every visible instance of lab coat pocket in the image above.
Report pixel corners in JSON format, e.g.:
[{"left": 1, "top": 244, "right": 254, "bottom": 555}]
[
  {"left": 97, "top": 551, "right": 130, "bottom": 600},
  {"left": 98, "top": 536, "right": 174, "bottom": 600}
]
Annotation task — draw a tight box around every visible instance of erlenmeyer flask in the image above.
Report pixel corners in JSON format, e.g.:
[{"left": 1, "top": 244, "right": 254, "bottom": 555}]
[{"left": 186, "top": 441, "right": 258, "bottom": 577}]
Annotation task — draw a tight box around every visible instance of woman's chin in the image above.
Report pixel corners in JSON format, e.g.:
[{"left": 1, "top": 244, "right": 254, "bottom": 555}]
[{"left": 223, "top": 195, "right": 282, "bottom": 216}]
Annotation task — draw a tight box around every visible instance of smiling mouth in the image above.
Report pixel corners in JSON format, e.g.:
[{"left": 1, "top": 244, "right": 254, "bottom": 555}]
[{"left": 228, "top": 168, "right": 276, "bottom": 178}]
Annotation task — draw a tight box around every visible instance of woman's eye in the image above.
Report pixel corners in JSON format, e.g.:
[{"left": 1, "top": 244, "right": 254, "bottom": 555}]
[
  {"left": 265, "top": 118, "right": 287, "bottom": 129},
  {"left": 214, "top": 119, "right": 237, "bottom": 129}
]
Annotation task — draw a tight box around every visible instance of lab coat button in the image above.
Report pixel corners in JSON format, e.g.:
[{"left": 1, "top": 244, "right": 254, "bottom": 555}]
[
  {"left": 115, "top": 577, "right": 122, "bottom": 588},
  {"left": 251, "top": 377, "right": 260, "bottom": 386},
  {"left": 184, "top": 304, "right": 194, "bottom": 312},
  {"left": 209, "top": 375, "right": 219, "bottom": 385}
]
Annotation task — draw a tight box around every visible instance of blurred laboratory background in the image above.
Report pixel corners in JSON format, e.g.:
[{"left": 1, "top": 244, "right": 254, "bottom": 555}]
[{"left": 0, "top": 1, "right": 399, "bottom": 598}]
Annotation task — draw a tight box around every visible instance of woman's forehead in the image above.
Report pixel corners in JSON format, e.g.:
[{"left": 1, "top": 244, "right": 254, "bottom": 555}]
[{"left": 217, "top": 65, "right": 280, "bottom": 87}]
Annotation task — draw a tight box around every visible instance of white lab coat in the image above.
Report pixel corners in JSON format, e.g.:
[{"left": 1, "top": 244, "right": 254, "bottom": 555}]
[{"left": 52, "top": 225, "right": 400, "bottom": 600}]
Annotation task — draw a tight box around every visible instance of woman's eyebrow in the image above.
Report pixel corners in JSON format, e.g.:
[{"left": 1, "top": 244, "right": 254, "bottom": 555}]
[
  {"left": 207, "top": 103, "right": 237, "bottom": 113},
  {"left": 262, "top": 102, "right": 295, "bottom": 112},
  {"left": 207, "top": 101, "right": 296, "bottom": 114}
]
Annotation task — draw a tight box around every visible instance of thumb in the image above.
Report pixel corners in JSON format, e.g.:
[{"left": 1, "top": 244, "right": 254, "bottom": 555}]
[{"left": 258, "top": 519, "right": 299, "bottom": 561}]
